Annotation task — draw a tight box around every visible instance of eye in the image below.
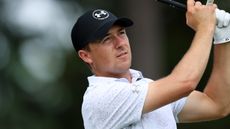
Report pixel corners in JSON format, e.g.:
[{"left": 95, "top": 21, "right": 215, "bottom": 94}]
[
  {"left": 101, "top": 35, "right": 111, "bottom": 44},
  {"left": 119, "top": 29, "right": 126, "bottom": 35}
]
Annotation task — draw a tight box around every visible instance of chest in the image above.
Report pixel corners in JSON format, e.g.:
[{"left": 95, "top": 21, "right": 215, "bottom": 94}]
[{"left": 127, "top": 105, "right": 177, "bottom": 129}]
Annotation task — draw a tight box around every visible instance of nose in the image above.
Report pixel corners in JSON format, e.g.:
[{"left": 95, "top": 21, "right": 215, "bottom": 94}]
[{"left": 114, "top": 35, "right": 126, "bottom": 49}]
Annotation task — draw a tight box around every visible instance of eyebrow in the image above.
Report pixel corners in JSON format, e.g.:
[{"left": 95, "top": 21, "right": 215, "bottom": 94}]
[{"left": 105, "top": 27, "right": 125, "bottom": 36}]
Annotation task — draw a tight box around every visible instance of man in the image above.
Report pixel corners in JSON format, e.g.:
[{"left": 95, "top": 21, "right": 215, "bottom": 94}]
[{"left": 71, "top": 0, "right": 230, "bottom": 128}]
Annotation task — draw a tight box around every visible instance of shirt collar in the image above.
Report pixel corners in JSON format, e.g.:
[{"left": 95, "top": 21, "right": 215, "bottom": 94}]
[
  {"left": 130, "top": 69, "right": 143, "bottom": 82},
  {"left": 87, "top": 69, "right": 143, "bottom": 85}
]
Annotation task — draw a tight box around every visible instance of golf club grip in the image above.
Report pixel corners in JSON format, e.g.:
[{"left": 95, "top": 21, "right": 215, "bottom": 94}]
[
  {"left": 156, "top": 0, "right": 187, "bottom": 11},
  {"left": 206, "top": 0, "right": 214, "bottom": 5}
]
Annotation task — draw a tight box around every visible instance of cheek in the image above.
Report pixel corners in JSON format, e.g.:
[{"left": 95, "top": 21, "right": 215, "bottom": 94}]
[
  {"left": 102, "top": 50, "right": 114, "bottom": 63},
  {"left": 93, "top": 48, "right": 114, "bottom": 64}
]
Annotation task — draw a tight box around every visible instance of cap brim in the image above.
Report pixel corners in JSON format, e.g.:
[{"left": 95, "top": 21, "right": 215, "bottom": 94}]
[
  {"left": 87, "top": 18, "right": 133, "bottom": 43},
  {"left": 114, "top": 18, "right": 133, "bottom": 27}
]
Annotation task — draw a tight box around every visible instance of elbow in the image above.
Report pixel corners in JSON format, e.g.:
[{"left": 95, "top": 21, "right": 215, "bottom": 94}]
[
  {"left": 215, "top": 110, "right": 229, "bottom": 120},
  {"left": 220, "top": 106, "right": 230, "bottom": 118},
  {"left": 214, "top": 105, "right": 230, "bottom": 119},
  {"left": 219, "top": 111, "right": 229, "bottom": 119}
]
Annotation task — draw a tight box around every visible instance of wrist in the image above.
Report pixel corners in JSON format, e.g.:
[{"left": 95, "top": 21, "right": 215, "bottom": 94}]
[{"left": 197, "top": 25, "right": 215, "bottom": 35}]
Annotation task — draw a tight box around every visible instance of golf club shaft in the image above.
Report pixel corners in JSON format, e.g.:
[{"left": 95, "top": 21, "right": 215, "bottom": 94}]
[{"left": 156, "top": 0, "right": 186, "bottom": 11}]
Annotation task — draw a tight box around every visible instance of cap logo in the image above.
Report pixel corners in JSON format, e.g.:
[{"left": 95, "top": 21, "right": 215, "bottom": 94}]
[{"left": 92, "top": 9, "right": 109, "bottom": 20}]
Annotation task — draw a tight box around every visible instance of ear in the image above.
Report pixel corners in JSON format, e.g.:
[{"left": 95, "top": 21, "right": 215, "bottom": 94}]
[{"left": 78, "top": 50, "right": 93, "bottom": 64}]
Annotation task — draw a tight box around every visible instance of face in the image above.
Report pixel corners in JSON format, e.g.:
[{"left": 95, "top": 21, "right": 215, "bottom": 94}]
[{"left": 79, "top": 25, "right": 132, "bottom": 78}]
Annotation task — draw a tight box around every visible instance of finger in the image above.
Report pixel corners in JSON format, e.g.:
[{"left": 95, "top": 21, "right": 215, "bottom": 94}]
[
  {"left": 211, "top": 4, "right": 217, "bottom": 9},
  {"left": 223, "top": 13, "right": 230, "bottom": 27},
  {"left": 187, "top": 0, "right": 195, "bottom": 9},
  {"left": 195, "top": 1, "right": 202, "bottom": 6},
  {"left": 218, "top": 20, "right": 224, "bottom": 28},
  {"left": 217, "top": 10, "right": 227, "bottom": 28},
  {"left": 217, "top": 10, "right": 225, "bottom": 28}
]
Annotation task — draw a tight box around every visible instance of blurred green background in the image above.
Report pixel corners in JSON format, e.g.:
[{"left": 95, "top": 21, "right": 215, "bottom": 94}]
[{"left": 0, "top": 0, "right": 229, "bottom": 129}]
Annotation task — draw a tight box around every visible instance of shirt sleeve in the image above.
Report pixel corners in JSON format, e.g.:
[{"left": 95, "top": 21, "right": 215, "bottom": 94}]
[
  {"left": 82, "top": 80, "right": 149, "bottom": 129},
  {"left": 171, "top": 97, "right": 187, "bottom": 123}
]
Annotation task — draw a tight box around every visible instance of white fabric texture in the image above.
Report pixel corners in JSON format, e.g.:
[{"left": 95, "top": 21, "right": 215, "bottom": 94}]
[
  {"left": 82, "top": 69, "right": 187, "bottom": 129},
  {"left": 214, "top": 9, "right": 230, "bottom": 44}
]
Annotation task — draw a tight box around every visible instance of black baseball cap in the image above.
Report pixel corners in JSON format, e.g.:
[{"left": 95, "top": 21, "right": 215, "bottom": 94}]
[{"left": 71, "top": 9, "right": 133, "bottom": 52}]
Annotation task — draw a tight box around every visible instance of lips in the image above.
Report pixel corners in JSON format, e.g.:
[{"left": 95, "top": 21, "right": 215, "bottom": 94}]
[{"left": 116, "top": 51, "right": 128, "bottom": 58}]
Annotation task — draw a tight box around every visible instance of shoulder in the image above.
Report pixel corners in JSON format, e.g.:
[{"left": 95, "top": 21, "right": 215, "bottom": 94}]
[{"left": 82, "top": 79, "right": 150, "bottom": 128}]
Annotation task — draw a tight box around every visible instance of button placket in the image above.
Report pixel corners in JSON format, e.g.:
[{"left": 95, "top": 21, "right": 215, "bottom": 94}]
[{"left": 132, "top": 83, "right": 140, "bottom": 93}]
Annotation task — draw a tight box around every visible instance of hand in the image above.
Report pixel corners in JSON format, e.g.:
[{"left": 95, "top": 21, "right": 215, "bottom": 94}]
[
  {"left": 214, "top": 9, "right": 230, "bottom": 44},
  {"left": 216, "top": 9, "right": 230, "bottom": 28},
  {"left": 186, "top": 0, "right": 217, "bottom": 31},
  {"left": 214, "top": 25, "right": 230, "bottom": 44}
]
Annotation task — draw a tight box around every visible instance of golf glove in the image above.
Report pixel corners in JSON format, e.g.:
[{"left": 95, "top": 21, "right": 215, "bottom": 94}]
[{"left": 214, "top": 9, "right": 230, "bottom": 44}]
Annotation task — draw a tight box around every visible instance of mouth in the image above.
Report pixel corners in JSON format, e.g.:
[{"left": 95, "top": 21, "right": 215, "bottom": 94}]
[{"left": 117, "top": 51, "right": 128, "bottom": 58}]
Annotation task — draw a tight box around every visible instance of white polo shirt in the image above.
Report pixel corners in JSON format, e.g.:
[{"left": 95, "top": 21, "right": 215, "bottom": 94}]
[{"left": 82, "top": 69, "right": 186, "bottom": 129}]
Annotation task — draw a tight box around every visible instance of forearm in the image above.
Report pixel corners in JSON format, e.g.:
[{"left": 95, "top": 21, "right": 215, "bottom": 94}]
[
  {"left": 204, "top": 43, "right": 230, "bottom": 115},
  {"left": 171, "top": 28, "right": 214, "bottom": 87},
  {"left": 148, "top": 29, "right": 214, "bottom": 114},
  {"left": 170, "top": 0, "right": 216, "bottom": 92},
  {"left": 144, "top": 30, "right": 214, "bottom": 113}
]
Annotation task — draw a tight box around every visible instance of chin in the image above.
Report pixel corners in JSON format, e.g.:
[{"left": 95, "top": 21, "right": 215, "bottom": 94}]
[{"left": 118, "top": 64, "right": 131, "bottom": 72}]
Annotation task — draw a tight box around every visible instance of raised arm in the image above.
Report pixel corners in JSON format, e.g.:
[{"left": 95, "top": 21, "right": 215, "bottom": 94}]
[
  {"left": 143, "top": 0, "right": 217, "bottom": 113},
  {"left": 205, "top": 43, "right": 230, "bottom": 117},
  {"left": 178, "top": 43, "right": 230, "bottom": 123},
  {"left": 178, "top": 33, "right": 230, "bottom": 123},
  {"left": 178, "top": 8, "right": 230, "bottom": 123}
]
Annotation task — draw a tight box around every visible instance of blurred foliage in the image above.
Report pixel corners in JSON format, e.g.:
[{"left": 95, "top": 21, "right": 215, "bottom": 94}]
[{"left": 0, "top": 0, "right": 229, "bottom": 129}]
